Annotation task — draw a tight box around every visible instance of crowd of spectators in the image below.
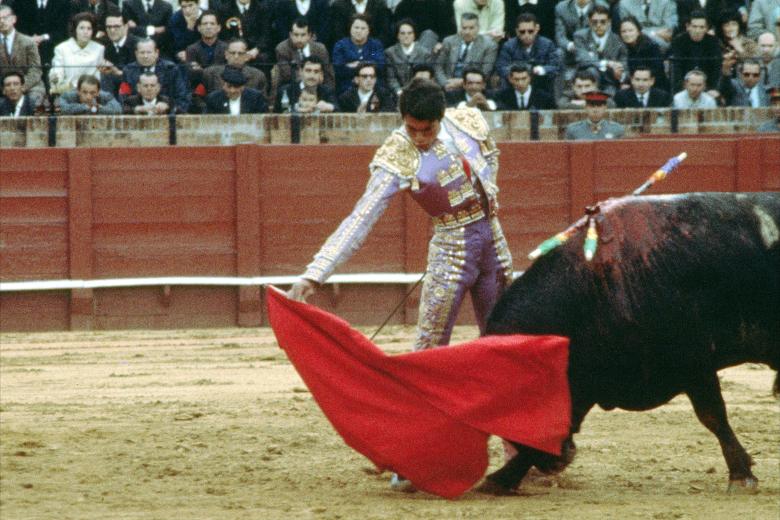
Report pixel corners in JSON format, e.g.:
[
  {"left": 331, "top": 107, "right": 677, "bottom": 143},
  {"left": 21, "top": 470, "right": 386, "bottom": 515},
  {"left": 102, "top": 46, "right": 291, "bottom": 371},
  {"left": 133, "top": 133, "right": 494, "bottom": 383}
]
[{"left": 0, "top": 0, "right": 779, "bottom": 125}]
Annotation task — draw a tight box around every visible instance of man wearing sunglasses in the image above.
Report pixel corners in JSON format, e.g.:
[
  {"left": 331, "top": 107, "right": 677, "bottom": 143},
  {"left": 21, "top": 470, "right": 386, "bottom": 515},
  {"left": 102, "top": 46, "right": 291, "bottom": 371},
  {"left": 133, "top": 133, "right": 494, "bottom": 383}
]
[
  {"left": 719, "top": 59, "right": 771, "bottom": 107},
  {"left": 573, "top": 5, "right": 627, "bottom": 94},
  {"left": 495, "top": 12, "right": 560, "bottom": 93}
]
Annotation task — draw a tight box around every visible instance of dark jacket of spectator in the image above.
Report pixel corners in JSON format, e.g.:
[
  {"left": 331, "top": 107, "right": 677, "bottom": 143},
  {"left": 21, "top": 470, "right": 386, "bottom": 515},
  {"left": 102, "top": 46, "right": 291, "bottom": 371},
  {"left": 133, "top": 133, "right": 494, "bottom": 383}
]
[
  {"left": 332, "top": 37, "right": 385, "bottom": 94},
  {"left": 185, "top": 39, "right": 228, "bottom": 69},
  {"left": 217, "top": 0, "right": 273, "bottom": 64},
  {"left": 70, "top": 0, "right": 119, "bottom": 34},
  {"left": 337, "top": 84, "right": 396, "bottom": 112},
  {"left": 668, "top": 31, "right": 722, "bottom": 91},
  {"left": 0, "top": 93, "right": 34, "bottom": 116},
  {"left": 205, "top": 86, "right": 267, "bottom": 113},
  {"left": 495, "top": 85, "right": 557, "bottom": 110},
  {"left": 274, "top": 81, "right": 338, "bottom": 112},
  {"left": 392, "top": 0, "right": 456, "bottom": 43},
  {"left": 100, "top": 33, "right": 140, "bottom": 69},
  {"left": 168, "top": 9, "right": 200, "bottom": 56},
  {"left": 624, "top": 33, "right": 669, "bottom": 92},
  {"left": 614, "top": 86, "right": 671, "bottom": 107},
  {"left": 122, "top": 92, "right": 174, "bottom": 113},
  {"left": 13, "top": 0, "right": 70, "bottom": 65},
  {"left": 122, "top": 58, "right": 190, "bottom": 112},
  {"left": 506, "top": 0, "right": 557, "bottom": 42},
  {"left": 274, "top": 38, "right": 333, "bottom": 88},
  {"left": 272, "top": 0, "right": 330, "bottom": 48},
  {"left": 495, "top": 34, "right": 560, "bottom": 84},
  {"left": 122, "top": 0, "right": 173, "bottom": 54}
]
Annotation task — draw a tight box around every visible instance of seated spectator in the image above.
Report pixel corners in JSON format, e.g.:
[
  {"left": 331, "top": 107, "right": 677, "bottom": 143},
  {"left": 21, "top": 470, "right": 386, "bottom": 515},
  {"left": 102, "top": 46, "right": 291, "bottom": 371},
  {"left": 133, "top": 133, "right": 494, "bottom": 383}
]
[
  {"left": 673, "top": 69, "right": 718, "bottom": 108},
  {"left": 385, "top": 19, "right": 431, "bottom": 96},
  {"left": 668, "top": 10, "right": 722, "bottom": 94},
  {"left": 205, "top": 66, "right": 267, "bottom": 114},
  {"left": 122, "top": 70, "right": 173, "bottom": 113},
  {"left": 49, "top": 13, "right": 105, "bottom": 94},
  {"left": 747, "top": 0, "right": 780, "bottom": 39},
  {"left": 454, "top": 0, "right": 506, "bottom": 42},
  {"left": 618, "top": 16, "right": 669, "bottom": 92},
  {"left": 332, "top": 14, "right": 385, "bottom": 94},
  {"left": 573, "top": 5, "right": 627, "bottom": 95},
  {"left": 558, "top": 66, "right": 616, "bottom": 108},
  {"left": 56, "top": 73, "right": 122, "bottom": 113},
  {"left": 0, "top": 70, "right": 35, "bottom": 116},
  {"left": 168, "top": 0, "right": 201, "bottom": 62},
  {"left": 217, "top": 0, "right": 273, "bottom": 70},
  {"left": 185, "top": 11, "right": 226, "bottom": 86},
  {"left": 446, "top": 66, "right": 498, "bottom": 110},
  {"left": 676, "top": 0, "right": 743, "bottom": 34},
  {"left": 391, "top": 0, "right": 456, "bottom": 53},
  {"left": 204, "top": 39, "right": 267, "bottom": 94},
  {"left": 496, "top": 63, "right": 556, "bottom": 109},
  {"left": 70, "top": 0, "right": 119, "bottom": 39},
  {"left": 98, "top": 12, "right": 138, "bottom": 95},
  {"left": 121, "top": 37, "right": 190, "bottom": 112},
  {"left": 495, "top": 13, "right": 559, "bottom": 92},
  {"left": 617, "top": 0, "right": 676, "bottom": 52},
  {"left": 337, "top": 61, "right": 395, "bottom": 112},
  {"left": 719, "top": 59, "right": 771, "bottom": 106},
  {"left": 410, "top": 62, "right": 435, "bottom": 81},
  {"left": 435, "top": 13, "right": 497, "bottom": 92},
  {"left": 757, "top": 31, "right": 780, "bottom": 86},
  {"left": 293, "top": 85, "right": 320, "bottom": 113},
  {"left": 614, "top": 65, "right": 670, "bottom": 107},
  {"left": 275, "top": 55, "right": 337, "bottom": 112},
  {"left": 122, "top": 0, "right": 172, "bottom": 57},
  {"left": 717, "top": 9, "right": 758, "bottom": 61},
  {"left": 330, "top": 0, "right": 391, "bottom": 48},
  {"left": 565, "top": 90, "right": 624, "bottom": 139},
  {"left": 271, "top": 0, "right": 329, "bottom": 49},
  {"left": 0, "top": 5, "right": 46, "bottom": 109},
  {"left": 757, "top": 86, "right": 780, "bottom": 132},
  {"left": 555, "top": 0, "right": 608, "bottom": 83},
  {"left": 506, "top": 0, "right": 557, "bottom": 43},
  {"left": 274, "top": 17, "right": 333, "bottom": 91}
]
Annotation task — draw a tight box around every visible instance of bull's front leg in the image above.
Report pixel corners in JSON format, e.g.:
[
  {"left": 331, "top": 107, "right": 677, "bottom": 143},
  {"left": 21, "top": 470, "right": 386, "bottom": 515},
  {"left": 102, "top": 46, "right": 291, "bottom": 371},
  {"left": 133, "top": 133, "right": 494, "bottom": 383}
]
[
  {"left": 475, "top": 443, "right": 538, "bottom": 495},
  {"left": 686, "top": 372, "right": 757, "bottom": 492}
]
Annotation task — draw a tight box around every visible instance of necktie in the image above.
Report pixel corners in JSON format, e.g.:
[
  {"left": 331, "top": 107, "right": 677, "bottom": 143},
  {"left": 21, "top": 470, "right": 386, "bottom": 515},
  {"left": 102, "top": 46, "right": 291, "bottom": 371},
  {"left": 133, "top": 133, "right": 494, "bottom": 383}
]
[
  {"left": 145, "top": 0, "right": 152, "bottom": 12},
  {"left": 38, "top": 0, "right": 45, "bottom": 9},
  {"left": 298, "top": 49, "right": 304, "bottom": 62},
  {"left": 519, "top": 92, "right": 525, "bottom": 109},
  {"left": 579, "top": 12, "right": 585, "bottom": 27},
  {"left": 0, "top": 35, "right": 7, "bottom": 59},
  {"left": 459, "top": 42, "right": 470, "bottom": 62}
]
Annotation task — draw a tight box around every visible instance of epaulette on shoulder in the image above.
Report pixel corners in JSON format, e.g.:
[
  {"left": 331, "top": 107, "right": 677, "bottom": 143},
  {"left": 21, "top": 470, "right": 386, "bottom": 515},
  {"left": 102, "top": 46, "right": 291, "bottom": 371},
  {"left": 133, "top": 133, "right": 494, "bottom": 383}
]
[
  {"left": 370, "top": 130, "right": 420, "bottom": 179},
  {"left": 445, "top": 107, "right": 489, "bottom": 141}
]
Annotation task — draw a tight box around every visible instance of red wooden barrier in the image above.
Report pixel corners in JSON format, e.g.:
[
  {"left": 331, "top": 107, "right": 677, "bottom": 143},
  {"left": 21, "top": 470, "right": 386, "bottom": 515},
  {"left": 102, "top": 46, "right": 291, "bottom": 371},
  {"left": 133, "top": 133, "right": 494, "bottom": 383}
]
[{"left": 1, "top": 136, "right": 778, "bottom": 331}]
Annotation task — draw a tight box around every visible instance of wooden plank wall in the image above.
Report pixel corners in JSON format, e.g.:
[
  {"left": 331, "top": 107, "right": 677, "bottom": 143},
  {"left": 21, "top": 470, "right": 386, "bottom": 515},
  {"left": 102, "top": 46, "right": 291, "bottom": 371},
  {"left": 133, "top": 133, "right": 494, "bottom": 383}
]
[{"left": 1, "top": 136, "right": 778, "bottom": 331}]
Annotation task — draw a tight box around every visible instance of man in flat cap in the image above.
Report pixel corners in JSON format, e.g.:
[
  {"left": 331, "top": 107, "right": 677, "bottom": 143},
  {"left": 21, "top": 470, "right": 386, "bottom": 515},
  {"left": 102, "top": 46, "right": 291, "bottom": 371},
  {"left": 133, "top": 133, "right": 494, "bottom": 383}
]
[
  {"left": 205, "top": 66, "right": 267, "bottom": 114},
  {"left": 564, "top": 90, "right": 625, "bottom": 140},
  {"left": 757, "top": 87, "right": 780, "bottom": 132}
]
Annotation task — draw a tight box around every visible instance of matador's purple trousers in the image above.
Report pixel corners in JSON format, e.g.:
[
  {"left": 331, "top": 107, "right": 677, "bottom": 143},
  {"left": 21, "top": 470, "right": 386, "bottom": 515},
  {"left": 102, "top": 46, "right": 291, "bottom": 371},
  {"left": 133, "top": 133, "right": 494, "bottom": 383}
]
[{"left": 414, "top": 215, "right": 513, "bottom": 351}]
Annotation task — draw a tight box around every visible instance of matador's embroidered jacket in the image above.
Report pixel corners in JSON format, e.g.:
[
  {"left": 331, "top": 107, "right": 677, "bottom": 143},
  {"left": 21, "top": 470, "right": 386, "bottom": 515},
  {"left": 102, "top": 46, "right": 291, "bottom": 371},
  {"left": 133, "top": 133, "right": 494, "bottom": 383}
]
[{"left": 303, "top": 107, "right": 503, "bottom": 284}]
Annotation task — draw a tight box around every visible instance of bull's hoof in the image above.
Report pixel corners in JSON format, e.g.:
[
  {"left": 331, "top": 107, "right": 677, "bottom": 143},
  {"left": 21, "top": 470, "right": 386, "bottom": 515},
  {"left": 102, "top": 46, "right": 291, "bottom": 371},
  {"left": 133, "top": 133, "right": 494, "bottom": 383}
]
[
  {"left": 727, "top": 477, "right": 759, "bottom": 494},
  {"left": 474, "top": 478, "right": 517, "bottom": 496}
]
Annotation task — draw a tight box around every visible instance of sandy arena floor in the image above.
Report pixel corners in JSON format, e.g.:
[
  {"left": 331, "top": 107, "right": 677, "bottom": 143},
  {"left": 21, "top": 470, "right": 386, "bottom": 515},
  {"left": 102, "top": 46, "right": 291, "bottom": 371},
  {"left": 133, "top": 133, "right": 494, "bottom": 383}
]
[{"left": 1, "top": 326, "right": 778, "bottom": 520}]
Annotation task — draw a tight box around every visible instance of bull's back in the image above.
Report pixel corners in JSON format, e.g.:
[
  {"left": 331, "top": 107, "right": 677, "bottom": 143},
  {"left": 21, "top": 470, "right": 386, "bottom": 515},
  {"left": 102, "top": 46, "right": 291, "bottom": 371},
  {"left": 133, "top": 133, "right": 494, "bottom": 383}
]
[{"left": 488, "top": 192, "right": 780, "bottom": 410}]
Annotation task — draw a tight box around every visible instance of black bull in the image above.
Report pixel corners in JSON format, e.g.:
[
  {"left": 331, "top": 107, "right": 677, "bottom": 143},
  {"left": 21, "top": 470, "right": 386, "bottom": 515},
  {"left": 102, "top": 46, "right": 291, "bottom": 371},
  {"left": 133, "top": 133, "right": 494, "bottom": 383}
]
[{"left": 483, "top": 192, "right": 779, "bottom": 493}]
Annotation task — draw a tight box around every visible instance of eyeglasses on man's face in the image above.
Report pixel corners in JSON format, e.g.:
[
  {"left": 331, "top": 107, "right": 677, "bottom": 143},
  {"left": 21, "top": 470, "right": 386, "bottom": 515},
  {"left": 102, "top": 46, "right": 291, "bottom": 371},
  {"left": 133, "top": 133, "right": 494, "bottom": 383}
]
[{"left": 358, "top": 73, "right": 376, "bottom": 78}]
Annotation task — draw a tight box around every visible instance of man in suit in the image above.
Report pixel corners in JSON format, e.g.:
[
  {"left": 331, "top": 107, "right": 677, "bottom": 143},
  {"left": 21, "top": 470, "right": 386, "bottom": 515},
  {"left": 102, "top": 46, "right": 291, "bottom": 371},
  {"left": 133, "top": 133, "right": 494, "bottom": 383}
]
[
  {"left": 271, "top": 0, "right": 329, "bottom": 49},
  {"left": 0, "top": 69, "right": 34, "bottom": 115},
  {"left": 11, "top": 0, "right": 69, "bottom": 81},
  {"left": 565, "top": 90, "right": 624, "bottom": 139},
  {"left": 274, "top": 17, "right": 333, "bottom": 90},
  {"left": 337, "top": 61, "right": 395, "bottom": 112},
  {"left": 719, "top": 60, "right": 771, "bottom": 107},
  {"left": 555, "top": 0, "right": 608, "bottom": 76},
  {"left": 505, "top": 0, "right": 557, "bottom": 42},
  {"left": 122, "top": 0, "right": 173, "bottom": 57},
  {"left": 121, "top": 38, "right": 190, "bottom": 112},
  {"left": 56, "top": 73, "right": 123, "bottom": 114},
  {"left": 168, "top": 0, "right": 201, "bottom": 61},
  {"left": 573, "top": 5, "right": 627, "bottom": 95},
  {"left": 614, "top": 65, "right": 670, "bottom": 107},
  {"left": 617, "top": 0, "right": 677, "bottom": 51},
  {"left": 0, "top": 5, "right": 45, "bottom": 108},
  {"left": 445, "top": 66, "right": 498, "bottom": 110},
  {"left": 747, "top": 0, "right": 780, "bottom": 39},
  {"left": 275, "top": 54, "right": 337, "bottom": 112},
  {"left": 435, "top": 13, "right": 498, "bottom": 91},
  {"left": 122, "top": 70, "right": 173, "bottom": 113},
  {"left": 203, "top": 38, "right": 266, "bottom": 94},
  {"left": 495, "top": 12, "right": 559, "bottom": 91},
  {"left": 217, "top": 0, "right": 273, "bottom": 71},
  {"left": 453, "top": 0, "right": 507, "bottom": 41},
  {"left": 184, "top": 11, "right": 227, "bottom": 87},
  {"left": 205, "top": 66, "right": 267, "bottom": 114},
  {"left": 757, "top": 32, "right": 780, "bottom": 88},
  {"left": 98, "top": 12, "right": 139, "bottom": 96},
  {"left": 495, "top": 62, "right": 556, "bottom": 109}
]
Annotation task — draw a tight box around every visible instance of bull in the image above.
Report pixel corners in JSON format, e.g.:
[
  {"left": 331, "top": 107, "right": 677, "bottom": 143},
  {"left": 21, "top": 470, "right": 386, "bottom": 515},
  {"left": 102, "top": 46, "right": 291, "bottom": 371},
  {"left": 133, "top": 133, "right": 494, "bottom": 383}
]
[{"left": 481, "top": 192, "right": 779, "bottom": 493}]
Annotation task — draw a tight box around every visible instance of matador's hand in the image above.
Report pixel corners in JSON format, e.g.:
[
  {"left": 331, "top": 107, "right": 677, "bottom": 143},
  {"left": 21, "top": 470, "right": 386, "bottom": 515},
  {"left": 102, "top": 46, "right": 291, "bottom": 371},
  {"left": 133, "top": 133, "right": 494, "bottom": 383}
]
[{"left": 287, "top": 279, "right": 319, "bottom": 302}]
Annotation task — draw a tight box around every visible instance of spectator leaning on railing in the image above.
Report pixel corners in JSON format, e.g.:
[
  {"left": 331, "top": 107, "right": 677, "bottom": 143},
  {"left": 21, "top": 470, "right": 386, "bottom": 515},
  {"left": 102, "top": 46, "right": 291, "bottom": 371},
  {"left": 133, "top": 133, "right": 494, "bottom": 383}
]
[
  {"left": 56, "top": 73, "right": 121, "bottom": 114},
  {"left": 445, "top": 66, "right": 498, "bottom": 110},
  {"left": 719, "top": 59, "right": 771, "bottom": 106},
  {"left": 122, "top": 70, "right": 173, "bottom": 114},
  {"left": 614, "top": 65, "right": 671, "bottom": 107},
  {"left": 337, "top": 61, "right": 396, "bottom": 112},
  {"left": 673, "top": 68, "right": 718, "bottom": 108},
  {"left": 0, "top": 69, "right": 35, "bottom": 116},
  {"left": 205, "top": 66, "right": 267, "bottom": 114}
]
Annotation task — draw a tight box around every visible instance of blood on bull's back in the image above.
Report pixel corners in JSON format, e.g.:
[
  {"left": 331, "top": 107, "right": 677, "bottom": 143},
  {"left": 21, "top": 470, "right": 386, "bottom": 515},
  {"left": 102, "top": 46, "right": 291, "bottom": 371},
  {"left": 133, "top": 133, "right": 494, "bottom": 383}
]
[{"left": 481, "top": 192, "right": 779, "bottom": 492}]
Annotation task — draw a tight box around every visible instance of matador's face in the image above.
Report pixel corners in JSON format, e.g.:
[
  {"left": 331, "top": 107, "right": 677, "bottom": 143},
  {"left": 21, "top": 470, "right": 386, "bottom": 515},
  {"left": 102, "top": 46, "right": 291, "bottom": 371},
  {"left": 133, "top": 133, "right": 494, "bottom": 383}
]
[{"left": 403, "top": 115, "right": 440, "bottom": 151}]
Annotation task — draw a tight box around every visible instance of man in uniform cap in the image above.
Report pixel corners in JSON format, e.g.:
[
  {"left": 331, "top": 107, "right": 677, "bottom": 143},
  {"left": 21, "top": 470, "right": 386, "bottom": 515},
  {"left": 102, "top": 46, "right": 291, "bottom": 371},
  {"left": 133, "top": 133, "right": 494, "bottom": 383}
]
[
  {"left": 757, "top": 87, "right": 780, "bottom": 133},
  {"left": 564, "top": 90, "right": 625, "bottom": 140},
  {"left": 205, "top": 66, "right": 267, "bottom": 114}
]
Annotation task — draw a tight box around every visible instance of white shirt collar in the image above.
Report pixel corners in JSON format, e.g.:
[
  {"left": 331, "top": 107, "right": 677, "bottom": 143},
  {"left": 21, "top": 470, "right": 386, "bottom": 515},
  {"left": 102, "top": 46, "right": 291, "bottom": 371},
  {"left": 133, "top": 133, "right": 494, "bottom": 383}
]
[
  {"left": 13, "top": 96, "right": 25, "bottom": 117},
  {"left": 143, "top": 97, "right": 158, "bottom": 106},
  {"left": 401, "top": 42, "right": 415, "bottom": 55},
  {"left": 351, "top": 0, "right": 367, "bottom": 14},
  {"left": 228, "top": 96, "right": 241, "bottom": 115},
  {"left": 357, "top": 88, "right": 373, "bottom": 104},
  {"left": 296, "top": 0, "right": 311, "bottom": 14}
]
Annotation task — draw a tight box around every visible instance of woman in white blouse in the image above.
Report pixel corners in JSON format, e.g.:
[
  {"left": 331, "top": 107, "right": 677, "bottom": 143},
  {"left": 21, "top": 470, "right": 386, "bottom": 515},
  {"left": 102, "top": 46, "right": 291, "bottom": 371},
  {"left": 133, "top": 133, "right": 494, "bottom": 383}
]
[{"left": 49, "top": 13, "right": 105, "bottom": 95}]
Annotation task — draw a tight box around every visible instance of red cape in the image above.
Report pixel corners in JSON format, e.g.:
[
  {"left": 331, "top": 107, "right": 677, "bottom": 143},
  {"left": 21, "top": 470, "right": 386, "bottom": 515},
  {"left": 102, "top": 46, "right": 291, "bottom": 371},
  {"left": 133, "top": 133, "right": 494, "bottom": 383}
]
[{"left": 266, "top": 286, "right": 571, "bottom": 498}]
